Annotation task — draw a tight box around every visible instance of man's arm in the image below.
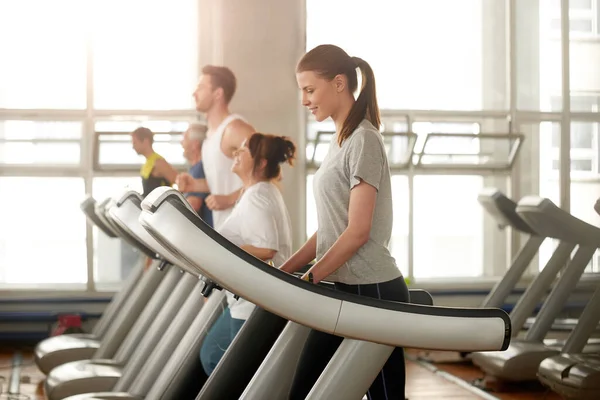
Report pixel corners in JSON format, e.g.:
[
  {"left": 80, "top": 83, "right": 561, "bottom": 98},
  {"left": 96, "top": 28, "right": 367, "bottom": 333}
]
[
  {"left": 186, "top": 196, "right": 204, "bottom": 212},
  {"left": 175, "top": 173, "right": 210, "bottom": 193},
  {"left": 221, "top": 119, "right": 255, "bottom": 158},
  {"left": 153, "top": 158, "right": 179, "bottom": 185},
  {"left": 204, "top": 119, "right": 255, "bottom": 211}
]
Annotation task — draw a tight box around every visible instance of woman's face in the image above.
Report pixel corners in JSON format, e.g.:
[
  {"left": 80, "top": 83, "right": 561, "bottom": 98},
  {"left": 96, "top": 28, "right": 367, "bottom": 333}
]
[
  {"left": 296, "top": 70, "right": 340, "bottom": 122},
  {"left": 232, "top": 139, "right": 254, "bottom": 178}
]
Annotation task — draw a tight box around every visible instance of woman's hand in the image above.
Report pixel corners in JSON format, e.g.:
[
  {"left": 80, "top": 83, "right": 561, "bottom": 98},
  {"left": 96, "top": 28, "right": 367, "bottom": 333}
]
[{"left": 279, "top": 232, "right": 318, "bottom": 274}]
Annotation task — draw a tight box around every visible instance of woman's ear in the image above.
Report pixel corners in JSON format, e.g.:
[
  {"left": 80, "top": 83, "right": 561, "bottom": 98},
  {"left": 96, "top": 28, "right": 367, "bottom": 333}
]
[
  {"left": 333, "top": 74, "right": 346, "bottom": 93},
  {"left": 259, "top": 158, "right": 268, "bottom": 171}
]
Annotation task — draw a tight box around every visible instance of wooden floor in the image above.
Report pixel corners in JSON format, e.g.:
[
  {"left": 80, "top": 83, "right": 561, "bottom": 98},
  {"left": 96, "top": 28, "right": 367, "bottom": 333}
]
[
  {"left": 0, "top": 346, "right": 566, "bottom": 399},
  {"left": 408, "top": 349, "right": 563, "bottom": 400}
]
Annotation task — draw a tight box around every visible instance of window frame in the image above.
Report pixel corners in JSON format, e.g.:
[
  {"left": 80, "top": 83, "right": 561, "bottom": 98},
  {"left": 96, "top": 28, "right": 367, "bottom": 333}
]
[{"left": 548, "top": 0, "right": 600, "bottom": 38}]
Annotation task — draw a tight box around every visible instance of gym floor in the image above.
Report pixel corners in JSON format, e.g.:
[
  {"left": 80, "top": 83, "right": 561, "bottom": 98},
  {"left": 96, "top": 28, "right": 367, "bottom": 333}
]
[{"left": 0, "top": 347, "right": 560, "bottom": 400}]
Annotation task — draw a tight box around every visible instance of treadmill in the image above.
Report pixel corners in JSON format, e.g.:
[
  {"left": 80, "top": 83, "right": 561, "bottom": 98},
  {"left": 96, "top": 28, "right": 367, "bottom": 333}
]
[
  {"left": 45, "top": 193, "right": 187, "bottom": 400},
  {"left": 137, "top": 187, "right": 510, "bottom": 400},
  {"left": 477, "top": 188, "right": 545, "bottom": 310},
  {"left": 536, "top": 198, "right": 600, "bottom": 400},
  {"left": 59, "top": 189, "right": 436, "bottom": 400},
  {"left": 472, "top": 196, "right": 600, "bottom": 381},
  {"left": 477, "top": 189, "right": 598, "bottom": 340},
  {"left": 34, "top": 196, "right": 145, "bottom": 375}
]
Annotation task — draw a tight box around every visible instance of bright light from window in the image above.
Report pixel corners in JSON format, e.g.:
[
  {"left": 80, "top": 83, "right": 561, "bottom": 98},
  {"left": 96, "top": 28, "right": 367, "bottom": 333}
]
[
  {"left": 306, "top": 0, "right": 484, "bottom": 110},
  {"left": 413, "top": 176, "right": 484, "bottom": 278},
  {"left": 92, "top": 177, "right": 143, "bottom": 290},
  {"left": 0, "top": 0, "right": 87, "bottom": 109},
  {"left": 91, "top": 0, "right": 199, "bottom": 110},
  {"left": 0, "top": 0, "right": 198, "bottom": 111},
  {"left": 0, "top": 178, "right": 87, "bottom": 285}
]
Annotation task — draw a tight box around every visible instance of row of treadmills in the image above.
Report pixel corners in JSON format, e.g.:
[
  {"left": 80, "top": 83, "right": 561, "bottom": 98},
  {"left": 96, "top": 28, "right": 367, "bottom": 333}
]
[
  {"left": 29, "top": 186, "right": 597, "bottom": 399},
  {"left": 469, "top": 189, "right": 600, "bottom": 400}
]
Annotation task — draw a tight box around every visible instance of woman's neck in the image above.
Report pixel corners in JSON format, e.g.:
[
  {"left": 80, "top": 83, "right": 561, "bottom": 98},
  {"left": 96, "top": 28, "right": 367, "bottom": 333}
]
[
  {"left": 332, "top": 94, "right": 355, "bottom": 135},
  {"left": 241, "top": 175, "right": 269, "bottom": 189}
]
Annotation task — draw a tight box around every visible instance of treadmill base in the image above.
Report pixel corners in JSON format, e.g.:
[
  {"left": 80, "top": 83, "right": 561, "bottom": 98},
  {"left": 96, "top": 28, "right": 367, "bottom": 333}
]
[
  {"left": 35, "top": 334, "right": 99, "bottom": 375},
  {"left": 472, "top": 341, "right": 558, "bottom": 381},
  {"left": 61, "top": 394, "right": 140, "bottom": 400},
  {"left": 45, "top": 360, "right": 123, "bottom": 400},
  {"left": 537, "top": 354, "right": 600, "bottom": 400}
]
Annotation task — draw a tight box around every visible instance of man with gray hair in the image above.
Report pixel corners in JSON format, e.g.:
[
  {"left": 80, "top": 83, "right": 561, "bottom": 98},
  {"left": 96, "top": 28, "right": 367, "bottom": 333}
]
[{"left": 181, "top": 123, "right": 213, "bottom": 227}]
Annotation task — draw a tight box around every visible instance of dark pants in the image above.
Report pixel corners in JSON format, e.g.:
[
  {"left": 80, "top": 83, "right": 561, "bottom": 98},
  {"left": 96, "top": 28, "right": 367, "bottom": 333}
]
[{"left": 289, "top": 277, "right": 410, "bottom": 400}]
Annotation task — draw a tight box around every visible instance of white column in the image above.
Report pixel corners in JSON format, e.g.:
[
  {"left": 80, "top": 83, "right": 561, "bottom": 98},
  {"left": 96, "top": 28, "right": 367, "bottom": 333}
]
[{"left": 215, "top": 0, "right": 307, "bottom": 249}]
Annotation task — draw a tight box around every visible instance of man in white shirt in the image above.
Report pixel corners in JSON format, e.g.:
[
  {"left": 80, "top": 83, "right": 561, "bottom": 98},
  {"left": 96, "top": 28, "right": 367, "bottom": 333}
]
[{"left": 181, "top": 65, "right": 255, "bottom": 229}]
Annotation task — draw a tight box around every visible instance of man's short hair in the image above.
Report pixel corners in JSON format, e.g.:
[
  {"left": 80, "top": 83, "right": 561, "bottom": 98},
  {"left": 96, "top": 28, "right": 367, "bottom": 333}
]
[
  {"left": 201, "top": 65, "right": 237, "bottom": 104},
  {"left": 131, "top": 127, "right": 154, "bottom": 143},
  {"left": 187, "top": 123, "right": 208, "bottom": 143}
]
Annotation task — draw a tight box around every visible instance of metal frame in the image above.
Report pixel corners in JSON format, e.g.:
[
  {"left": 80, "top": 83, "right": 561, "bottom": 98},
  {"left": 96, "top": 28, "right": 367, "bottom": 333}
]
[
  {"left": 92, "top": 131, "right": 188, "bottom": 172},
  {"left": 306, "top": 130, "right": 418, "bottom": 171},
  {"left": 414, "top": 132, "right": 525, "bottom": 171}
]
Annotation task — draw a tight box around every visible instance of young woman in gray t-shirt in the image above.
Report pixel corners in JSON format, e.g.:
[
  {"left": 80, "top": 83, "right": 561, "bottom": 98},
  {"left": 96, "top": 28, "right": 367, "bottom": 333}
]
[{"left": 279, "top": 44, "right": 410, "bottom": 400}]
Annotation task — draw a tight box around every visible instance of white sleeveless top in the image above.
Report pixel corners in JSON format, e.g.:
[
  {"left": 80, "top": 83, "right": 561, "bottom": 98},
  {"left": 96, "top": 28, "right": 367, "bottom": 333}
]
[{"left": 201, "top": 114, "right": 245, "bottom": 230}]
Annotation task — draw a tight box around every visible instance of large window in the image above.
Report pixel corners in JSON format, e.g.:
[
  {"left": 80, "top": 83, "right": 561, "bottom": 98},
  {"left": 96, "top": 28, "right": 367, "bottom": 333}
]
[
  {"left": 0, "top": 121, "right": 82, "bottom": 166},
  {"left": 95, "top": 120, "right": 188, "bottom": 170},
  {"left": 413, "top": 176, "right": 484, "bottom": 278},
  {"left": 92, "top": 177, "right": 143, "bottom": 291},
  {"left": 390, "top": 176, "right": 409, "bottom": 277},
  {"left": 0, "top": 178, "right": 87, "bottom": 286},
  {"left": 548, "top": 0, "right": 600, "bottom": 38},
  {"left": 0, "top": 0, "right": 199, "bottom": 289},
  {"left": 0, "top": 0, "right": 87, "bottom": 109},
  {"left": 306, "top": 0, "right": 502, "bottom": 111},
  {"left": 91, "top": 0, "right": 198, "bottom": 110}
]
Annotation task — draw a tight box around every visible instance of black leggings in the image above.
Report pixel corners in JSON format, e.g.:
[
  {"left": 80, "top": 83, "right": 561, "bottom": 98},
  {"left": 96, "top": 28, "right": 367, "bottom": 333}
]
[{"left": 289, "top": 277, "right": 410, "bottom": 400}]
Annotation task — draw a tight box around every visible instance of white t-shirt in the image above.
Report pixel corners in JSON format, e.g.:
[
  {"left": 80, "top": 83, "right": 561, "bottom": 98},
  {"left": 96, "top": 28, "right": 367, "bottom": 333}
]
[{"left": 218, "top": 181, "right": 293, "bottom": 320}]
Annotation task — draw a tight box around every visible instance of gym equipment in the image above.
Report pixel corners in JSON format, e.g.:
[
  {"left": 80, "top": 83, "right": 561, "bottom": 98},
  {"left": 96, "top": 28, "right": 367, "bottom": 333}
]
[
  {"left": 34, "top": 197, "right": 146, "bottom": 375},
  {"left": 536, "top": 198, "right": 600, "bottom": 399},
  {"left": 139, "top": 187, "right": 510, "bottom": 399},
  {"left": 477, "top": 188, "right": 544, "bottom": 310},
  {"left": 472, "top": 196, "right": 600, "bottom": 381},
  {"left": 45, "top": 191, "right": 183, "bottom": 400}
]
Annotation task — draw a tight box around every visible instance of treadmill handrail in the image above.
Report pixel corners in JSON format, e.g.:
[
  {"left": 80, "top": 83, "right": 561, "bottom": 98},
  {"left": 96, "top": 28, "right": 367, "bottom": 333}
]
[
  {"left": 516, "top": 196, "right": 600, "bottom": 247},
  {"left": 110, "top": 189, "right": 208, "bottom": 275},
  {"left": 106, "top": 194, "right": 158, "bottom": 259},
  {"left": 80, "top": 196, "right": 119, "bottom": 238},
  {"left": 477, "top": 188, "right": 538, "bottom": 235},
  {"left": 140, "top": 188, "right": 511, "bottom": 352},
  {"left": 95, "top": 198, "right": 123, "bottom": 236}
]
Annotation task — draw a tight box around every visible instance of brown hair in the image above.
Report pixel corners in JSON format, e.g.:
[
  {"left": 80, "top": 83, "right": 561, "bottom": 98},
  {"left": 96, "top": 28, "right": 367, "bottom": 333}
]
[
  {"left": 247, "top": 133, "right": 296, "bottom": 180},
  {"left": 296, "top": 44, "right": 380, "bottom": 146},
  {"left": 201, "top": 65, "right": 237, "bottom": 104},
  {"left": 131, "top": 127, "right": 153, "bottom": 144}
]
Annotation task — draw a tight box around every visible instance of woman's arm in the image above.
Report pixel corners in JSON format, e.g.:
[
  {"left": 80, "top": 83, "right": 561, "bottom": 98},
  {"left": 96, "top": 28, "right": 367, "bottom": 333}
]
[
  {"left": 279, "top": 231, "right": 318, "bottom": 274},
  {"left": 302, "top": 180, "right": 376, "bottom": 283},
  {"left": 240, "top": 244, "right": 276, "bottom": 261}
]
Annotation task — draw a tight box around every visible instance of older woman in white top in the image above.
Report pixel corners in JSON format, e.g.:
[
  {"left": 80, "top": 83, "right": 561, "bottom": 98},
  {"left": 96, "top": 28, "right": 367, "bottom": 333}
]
[{"left": 178, "top": 132, "right": 296, "bottom": 376}]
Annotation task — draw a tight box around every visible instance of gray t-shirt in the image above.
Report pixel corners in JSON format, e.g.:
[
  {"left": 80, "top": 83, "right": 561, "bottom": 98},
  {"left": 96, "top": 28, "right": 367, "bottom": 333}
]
[{"left": 313, "top": 119, "right": 402, "bottom": 285}]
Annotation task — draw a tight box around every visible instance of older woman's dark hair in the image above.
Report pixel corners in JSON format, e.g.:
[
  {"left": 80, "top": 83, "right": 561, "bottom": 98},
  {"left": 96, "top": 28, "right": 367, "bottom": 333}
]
[{"left": 247, "top": 133, "right": 296, "bottom": 180}]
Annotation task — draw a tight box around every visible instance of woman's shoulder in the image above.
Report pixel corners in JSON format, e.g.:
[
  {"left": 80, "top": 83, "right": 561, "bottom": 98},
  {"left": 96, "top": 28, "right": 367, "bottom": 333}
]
[
  {"left": 346, "top": 120, "right": 385, "bottom": 150},
  {"left": 244, "top": 182, "right": 281, "bottom": 207}
]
